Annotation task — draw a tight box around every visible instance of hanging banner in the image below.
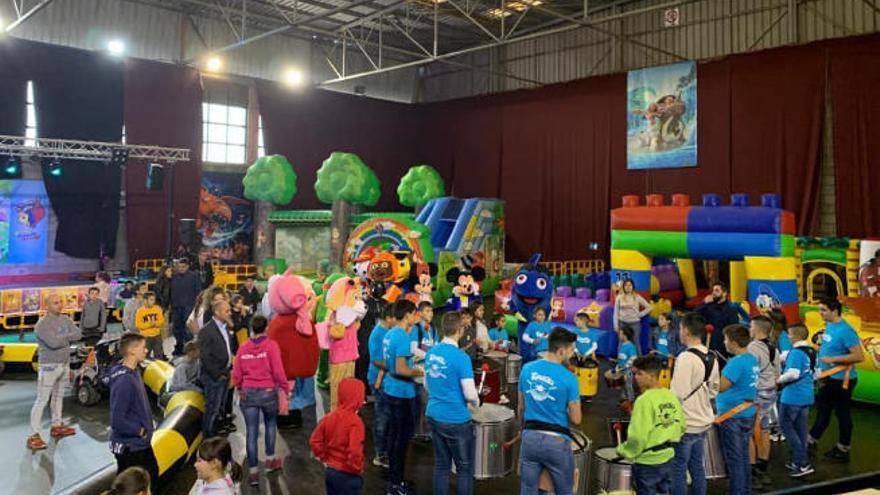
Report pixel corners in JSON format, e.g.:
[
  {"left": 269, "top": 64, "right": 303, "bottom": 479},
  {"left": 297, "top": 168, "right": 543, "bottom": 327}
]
[
  {"left": 627, "top": 61, "right": 697, "bottom": 170},
  {"left": 199, "top": 172, "right": 254, "bottom": 263},
  {"left": 0, "top": 180, "right": 49, "bottom": 264}
]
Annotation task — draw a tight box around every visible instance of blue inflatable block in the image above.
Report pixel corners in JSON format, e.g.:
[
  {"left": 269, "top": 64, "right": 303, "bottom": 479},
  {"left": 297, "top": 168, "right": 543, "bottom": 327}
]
[
  {"left": 610, "top": 269, "right": 651, "bottom": 292},
  {"left": 687, "top": 207, "right": 785, "bottom": 234},
  {"left": 747, "top": 279, "right": 798, "bottom": 305},
  {"left": 686, "top": 232, "right": 783, "bottom": 260}
]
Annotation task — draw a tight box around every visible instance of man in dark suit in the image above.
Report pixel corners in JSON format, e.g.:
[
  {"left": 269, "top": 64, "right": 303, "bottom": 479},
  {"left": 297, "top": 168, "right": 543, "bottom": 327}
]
[
  {"left": 238, "top": 275, "right": 261, "bottom": 313},
  {"left": 198, "top": 299, "right": 233, "bottom": 438}
]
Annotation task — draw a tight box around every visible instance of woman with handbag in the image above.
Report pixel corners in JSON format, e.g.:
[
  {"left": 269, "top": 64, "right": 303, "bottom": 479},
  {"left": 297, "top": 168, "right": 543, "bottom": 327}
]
[{"left": 232, "top": 314, "right": 291, "bottom": 487}]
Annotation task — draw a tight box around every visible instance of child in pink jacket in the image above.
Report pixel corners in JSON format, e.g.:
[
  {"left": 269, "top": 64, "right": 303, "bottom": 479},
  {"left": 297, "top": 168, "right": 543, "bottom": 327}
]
[{"left": 232, "top": 315, "right": 291, "bottom": 486}]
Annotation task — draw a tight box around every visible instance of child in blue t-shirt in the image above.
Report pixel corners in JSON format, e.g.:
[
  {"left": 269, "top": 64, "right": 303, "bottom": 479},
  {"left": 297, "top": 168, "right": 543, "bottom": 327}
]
[
  {"left": 367, "top": 305, "right": 395, "bottom": 466},
  {"left": 616, "top": 325, "right": 638, "bottom": 402},
  {"left": 573, "top": 312, "right": 599, "bottom": 360},
  {"left": 776, "top": 324, "right": 816, "bottom": 477},
  {"left": 523, "top": 308, "right": 553, "bottom": 356},
  {"left": 652, "top": 312, "right": 671, "bottom": 358},
  {"left": 718, "top": 325, "right": 759, "bottom": 495},
  {"left": 488, "top": 313, "right": 510, "bottom": 352}
]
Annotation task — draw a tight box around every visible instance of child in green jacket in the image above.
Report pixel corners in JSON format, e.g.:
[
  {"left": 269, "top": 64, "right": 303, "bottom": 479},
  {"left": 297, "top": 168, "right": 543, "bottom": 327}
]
[{"left": 617, "top": 356, "right": 686, "bottom": 494}]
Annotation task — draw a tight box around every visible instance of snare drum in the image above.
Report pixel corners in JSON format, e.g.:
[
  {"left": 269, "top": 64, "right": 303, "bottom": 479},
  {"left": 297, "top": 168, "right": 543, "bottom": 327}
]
[
  {"left": 507, "top": 353, "right": 523, "bottom": 384},
  {"left": 604, "top": 370, "right": 625, "bottom": 389},
  {"left": 540, "top": 429, "right": 592, "bottom": 495},
  {"left": 485, "top": 351, "right": 509, "bottom": 388},
  {"left": 593, "top": 447, "right": 634, "bottom": 494},
  {"left": 703, "top": 425, "right": 728, "bottom": 479}
]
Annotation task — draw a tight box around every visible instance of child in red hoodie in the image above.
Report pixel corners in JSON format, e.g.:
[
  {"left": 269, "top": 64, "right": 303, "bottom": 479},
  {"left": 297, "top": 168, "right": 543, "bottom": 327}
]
[{"left": 309, "top": 377, "right": 365, "bottom": 495}]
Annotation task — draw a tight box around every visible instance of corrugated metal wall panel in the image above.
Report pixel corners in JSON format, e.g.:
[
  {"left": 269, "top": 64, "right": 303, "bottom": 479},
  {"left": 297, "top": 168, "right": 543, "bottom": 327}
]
[{"left": 419, "top": 0, "right": 879, "bottom": 102}]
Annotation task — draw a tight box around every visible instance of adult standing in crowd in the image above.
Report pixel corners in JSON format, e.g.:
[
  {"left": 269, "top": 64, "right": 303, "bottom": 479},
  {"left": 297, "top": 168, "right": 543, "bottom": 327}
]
[
  {"left": 425, "top": 312, "right": 480, "bottom": 495},
  {"left": 696, "top": 282, "right": 750, "bottom": 356},
  {"left": 614, "top": 278, "right": 652, "bottom": 355},
  {"left": 670, "top": 313, "right": 719, "bottom": 495},
  {"left": 808, "top": 298, "right": 865, "bottom": 461},
  {"left": 153, "top": 265, "right": 174, "bottom": 314},
  {"left": 518, "top": 328, "right": 581, "bottom": 495},
  {"left": 108, "top": 333, "right": 158, "bottom": 485},
  {"left": 196, "top": 249, "right": 215, "bottom": 291},
  {"left": 198, "top": 299, "right": 234, "bottom": 438},
  {"left": 238, "top": 275, "right": 261, "bottom": 314},
  {"left": 171, "top": 258, "right": 201, "bottom": 356},
  {"left": 27, "top": 294, "right": 82, "bottom": 450}
]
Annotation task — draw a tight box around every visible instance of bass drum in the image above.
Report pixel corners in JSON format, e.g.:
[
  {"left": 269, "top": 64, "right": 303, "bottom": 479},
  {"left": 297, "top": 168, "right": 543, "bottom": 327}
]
[
  {"left": 704, "top": 425, "right": 728, "bottom": 479},
  {"left": 592, "top": 446, "right": 634, "bottom": 494},
  {"left": 472, "top": 404, "right": 519, "bottom": 479}
]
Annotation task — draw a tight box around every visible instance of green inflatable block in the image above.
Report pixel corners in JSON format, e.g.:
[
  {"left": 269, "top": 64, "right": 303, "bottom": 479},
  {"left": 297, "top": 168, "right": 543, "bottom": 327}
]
[{"left": 612, "top": 230, "right": 689, "bottom": 258}]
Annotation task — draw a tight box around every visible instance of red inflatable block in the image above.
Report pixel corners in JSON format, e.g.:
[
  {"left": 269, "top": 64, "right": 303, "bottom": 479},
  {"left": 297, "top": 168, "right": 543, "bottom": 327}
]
[
  {"left": 780, "top": 211, "right": 795, "bottom": 235},
  {"left": 611, "top": 206, "right": 689, "bottom": 232}
]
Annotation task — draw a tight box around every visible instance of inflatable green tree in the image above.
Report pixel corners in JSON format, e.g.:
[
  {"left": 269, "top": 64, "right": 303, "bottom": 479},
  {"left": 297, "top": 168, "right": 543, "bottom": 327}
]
[
  {"left": 315, "top": 152, "right": 381, "bottom": 267},
  {"left": 397, "top": 164, "right": 445, "bottom": 213},
  {"left": 243, "top": 155, "right": 298, "bottom": 265}
]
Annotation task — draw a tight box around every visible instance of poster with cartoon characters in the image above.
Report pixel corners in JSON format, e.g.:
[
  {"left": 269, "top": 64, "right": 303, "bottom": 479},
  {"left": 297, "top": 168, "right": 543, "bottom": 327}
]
[
  {"left": 627, "top": 61, "right": 697, "bottom": 170},
  {"left": 0, "top": 180, "right": 49, "bottom": 264},
  {"left": 199, "top": 172, "right": 254, "bottom": 263}
]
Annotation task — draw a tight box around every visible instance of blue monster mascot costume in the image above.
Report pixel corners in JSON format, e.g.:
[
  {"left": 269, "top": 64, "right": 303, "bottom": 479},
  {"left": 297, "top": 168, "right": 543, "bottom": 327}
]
[{"left": 509, "top": 254, "right": 554, "bottom": 363}]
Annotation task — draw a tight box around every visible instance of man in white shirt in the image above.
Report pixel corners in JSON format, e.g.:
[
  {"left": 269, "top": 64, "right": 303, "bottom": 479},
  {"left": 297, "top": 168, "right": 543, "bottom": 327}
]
[{"left": 670, "top": 312, "right": 720, "bottom": 495}]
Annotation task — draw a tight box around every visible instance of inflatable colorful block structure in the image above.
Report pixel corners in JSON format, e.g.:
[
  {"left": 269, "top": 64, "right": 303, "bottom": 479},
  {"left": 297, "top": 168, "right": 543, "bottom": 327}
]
[{"left": 611, "top": 193, "right": 800, "bottom": 323}]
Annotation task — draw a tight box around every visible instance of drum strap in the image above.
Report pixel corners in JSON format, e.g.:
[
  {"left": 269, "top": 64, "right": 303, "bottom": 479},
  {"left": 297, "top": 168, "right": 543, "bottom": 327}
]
[
  {"left": 817, "top": 364, "right": 853, "bottom": 390},
  {"left": 523, "top": 420, "right": 587, "bottom": 450},
  {"left": 714, "top": 401, "right": 757, "bottom": 427}
]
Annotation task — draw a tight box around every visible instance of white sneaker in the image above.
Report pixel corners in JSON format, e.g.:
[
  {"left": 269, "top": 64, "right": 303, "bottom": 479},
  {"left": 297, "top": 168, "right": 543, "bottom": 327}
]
[{"left": 789, "top": 464, "right": 815, "bottom": 478}]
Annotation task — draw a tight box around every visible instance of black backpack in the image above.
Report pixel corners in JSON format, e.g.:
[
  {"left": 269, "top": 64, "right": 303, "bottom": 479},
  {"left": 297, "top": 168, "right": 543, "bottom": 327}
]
[{"left": 682, "top": 348, "right": 717, "bottom": 402}]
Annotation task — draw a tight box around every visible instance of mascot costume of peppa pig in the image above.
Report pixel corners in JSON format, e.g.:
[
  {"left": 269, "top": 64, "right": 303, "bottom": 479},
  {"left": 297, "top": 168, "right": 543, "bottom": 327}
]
[
  {"left": 316, "top": 276, "right": 367, "bottom": 410},
  {"left": 267, "top": 269, "right": 318, "bottom": 428}
]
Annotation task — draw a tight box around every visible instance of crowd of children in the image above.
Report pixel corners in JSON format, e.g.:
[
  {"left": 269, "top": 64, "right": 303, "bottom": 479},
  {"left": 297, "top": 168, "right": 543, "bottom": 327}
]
[{"left": 34, "top": 262, "right": 868, "bottom": 495}]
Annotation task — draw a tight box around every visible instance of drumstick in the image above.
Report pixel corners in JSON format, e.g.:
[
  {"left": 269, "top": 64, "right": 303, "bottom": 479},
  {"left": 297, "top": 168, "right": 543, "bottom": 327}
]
[
  {"left": 477, "top": 363, "right": 489, "bottom": 396},
  {"left": 613, "top": 422, "right": 623, "bottom": 446}
]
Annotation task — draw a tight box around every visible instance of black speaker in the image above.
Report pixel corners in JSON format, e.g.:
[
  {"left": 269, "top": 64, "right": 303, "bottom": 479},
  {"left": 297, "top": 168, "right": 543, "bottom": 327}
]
[
  {"left": 146, "top": 163, "right": 165, "bottom": 191},
  {"left": 179, "top": 218, "right": 199, "bottom": 251}
]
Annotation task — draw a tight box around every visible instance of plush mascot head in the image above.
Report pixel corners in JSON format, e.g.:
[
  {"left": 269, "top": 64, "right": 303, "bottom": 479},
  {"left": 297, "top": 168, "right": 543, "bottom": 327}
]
[
  {"left": 268, "top": 268, "right": 315, "bottom": 335},
  {"left": 325, "top": 276, "right": 367, "bottom": 339},
  {"left": 446, "top": 264, "right": 486, "bottom": 297},
  {"left": 511, "top": 254, "right": 554, "bottom": 320},
  {"left": 353, "top": 247, "right": 378, "bottom": 282},
  {"left": 368, "top": 251, "right": 397, "bottom": 283}
]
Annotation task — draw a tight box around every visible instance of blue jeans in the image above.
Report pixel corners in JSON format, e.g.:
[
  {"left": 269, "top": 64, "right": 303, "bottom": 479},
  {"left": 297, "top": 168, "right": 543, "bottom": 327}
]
[
  {"left": 780, "top": 403, "right": 810, "bottom": 467},
  {"left": 719, "top": 417, "right": 753, "bottom": 495},
  {"left": 373, "top": 389, "right": 391, "bottom": 458},
  {"left": 201, "top": 372, "right": 229, "bottom": 438},
  {"left": 240, "top": 388, "right": 279, "bottom": 468},
  {"left": 428, "top": 419, "right": 475, "bottom": 495},
  {"left": 633, "top": 461, "right": 672, "bottom": 495},
  {"left": 386, "top": 395, "right": 415, "bottom": 485},
  {"left": 671, "top": 431, "right": 706, "bottom": 495},
  {"left": 519, "top": 430, "right": 574, "bottom": 495},
  {"left": 325, "top": 467, "right": 363, "bottom": 495}
]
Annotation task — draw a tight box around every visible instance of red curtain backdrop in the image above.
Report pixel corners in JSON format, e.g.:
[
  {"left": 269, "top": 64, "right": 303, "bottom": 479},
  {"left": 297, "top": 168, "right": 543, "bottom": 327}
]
[
  {"left": 257, "top": 82, "right": 423, "bottom": 212},
  {"left": 829, "top": 34, "right": 880, "bottom": 239},
  {"left": 124, "top": 60, "right": 203, "bottom": 262},
  {"left": 420, "top": 43, "right": 825, "bottom": 262}
]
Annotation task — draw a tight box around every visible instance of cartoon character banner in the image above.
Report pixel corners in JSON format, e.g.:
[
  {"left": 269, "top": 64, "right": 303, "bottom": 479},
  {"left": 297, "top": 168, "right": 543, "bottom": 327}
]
[
  {"left": 0, "top": 180, "right": 49, "bottom": 264},
  {"left": 199, "top": 172, "right": 254, "bottom": 263},
  {"left": 627, "top": 61, "right": 697, "bottom": 170}
]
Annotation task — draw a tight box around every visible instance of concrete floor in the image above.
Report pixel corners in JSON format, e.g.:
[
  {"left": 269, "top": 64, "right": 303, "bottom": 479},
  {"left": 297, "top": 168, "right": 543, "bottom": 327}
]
[{"left": 1, "top": 333, "right": 879, "bottom": 495}]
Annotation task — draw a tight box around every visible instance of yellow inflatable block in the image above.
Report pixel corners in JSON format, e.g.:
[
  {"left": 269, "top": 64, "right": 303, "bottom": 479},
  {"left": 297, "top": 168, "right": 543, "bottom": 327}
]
[
  {"left": 650, "top": 275, "right": 660, "bottom": 295},
  {"left": 143, "top": 359, "right": 175, "bottom": 396},
  {"left": 0, "top": 342, "right": 38, "bottom": 363},
  {"left": 729, "top": 261, "right": 747, "bottom": 303},
  {"left": 650, "top": 298, "right": 672, "bottom": 319},
  {"left": 744, "top": 256, "right": 797, "bottom": 280},
  {"left": 677, "top": 259, "right": 697, "bottom": 298},
  {"left": 164, "top": 390, "right": 206, "bottom": 415},
  {"left": 611, "top": 249, "right": 652, "bottom": 271}
]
